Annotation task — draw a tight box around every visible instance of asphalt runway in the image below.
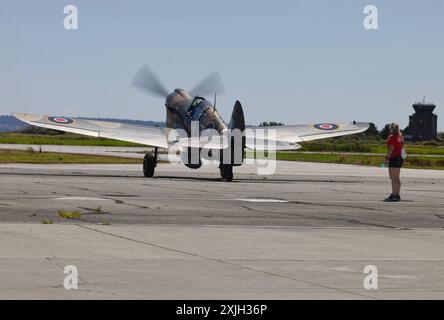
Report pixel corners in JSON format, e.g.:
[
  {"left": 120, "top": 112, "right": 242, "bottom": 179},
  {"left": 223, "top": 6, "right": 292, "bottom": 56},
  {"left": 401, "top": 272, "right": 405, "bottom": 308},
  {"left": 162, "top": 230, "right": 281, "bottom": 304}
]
[{"left": 0, "top": 161, "right": 443, "bottom": 299}]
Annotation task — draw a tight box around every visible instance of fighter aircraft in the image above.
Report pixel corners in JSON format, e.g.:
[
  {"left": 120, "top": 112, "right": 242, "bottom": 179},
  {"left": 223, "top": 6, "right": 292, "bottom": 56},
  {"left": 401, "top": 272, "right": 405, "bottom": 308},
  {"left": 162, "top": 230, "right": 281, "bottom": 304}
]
[{"left": 12, "top": 65, "right": 369, "bottom": 181}]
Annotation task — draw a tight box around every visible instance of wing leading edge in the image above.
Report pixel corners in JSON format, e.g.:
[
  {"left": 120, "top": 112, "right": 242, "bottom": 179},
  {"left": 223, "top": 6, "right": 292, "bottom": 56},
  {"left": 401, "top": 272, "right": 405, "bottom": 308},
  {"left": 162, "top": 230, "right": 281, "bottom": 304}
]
[
  {"left": 245, "top": 122, "right": 369, "bottom": 150},
  {"left": 12, "top": 113, "right": 170, "bottom": 148}
]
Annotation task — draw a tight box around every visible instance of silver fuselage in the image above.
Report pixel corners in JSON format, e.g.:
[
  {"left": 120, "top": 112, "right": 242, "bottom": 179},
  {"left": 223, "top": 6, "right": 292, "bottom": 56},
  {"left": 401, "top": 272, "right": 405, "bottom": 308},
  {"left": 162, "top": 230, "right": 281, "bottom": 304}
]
[{"left": 165, "top": 89, "right": 227, "bottom": 136}]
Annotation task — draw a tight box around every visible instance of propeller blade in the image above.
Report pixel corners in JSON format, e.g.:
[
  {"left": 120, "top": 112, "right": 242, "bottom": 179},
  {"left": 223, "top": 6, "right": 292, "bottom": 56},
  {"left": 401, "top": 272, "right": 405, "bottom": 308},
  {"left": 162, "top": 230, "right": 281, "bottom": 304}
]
[
  {"left": 131, "top": 64, "right": 169, "bottom": 98},
  {"left": 190, "top": 72, "right": 225, "bottom": 98}
]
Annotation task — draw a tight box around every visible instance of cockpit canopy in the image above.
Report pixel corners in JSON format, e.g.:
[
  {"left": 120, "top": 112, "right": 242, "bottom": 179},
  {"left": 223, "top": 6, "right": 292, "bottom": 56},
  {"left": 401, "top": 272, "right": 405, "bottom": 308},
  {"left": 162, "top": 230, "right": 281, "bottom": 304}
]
[
  {"left": 190, "top": 96, "right": 207, "bottom": 109},
  {"left": 187, "top": 96, "right": 213, "bottom": 119},
  {"left": 185, "top": 96, "right": 226, "bottom": 132}
]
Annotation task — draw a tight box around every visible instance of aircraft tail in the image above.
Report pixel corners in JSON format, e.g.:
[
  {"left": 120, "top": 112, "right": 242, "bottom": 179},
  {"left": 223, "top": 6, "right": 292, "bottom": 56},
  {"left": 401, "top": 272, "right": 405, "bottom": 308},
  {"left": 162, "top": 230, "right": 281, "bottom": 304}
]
[
  {"left": 226, "top": 101, "right": 245, "bottom": 166},
  {"left": 229, "top": 100, "right": 245, "bottom": 131}
]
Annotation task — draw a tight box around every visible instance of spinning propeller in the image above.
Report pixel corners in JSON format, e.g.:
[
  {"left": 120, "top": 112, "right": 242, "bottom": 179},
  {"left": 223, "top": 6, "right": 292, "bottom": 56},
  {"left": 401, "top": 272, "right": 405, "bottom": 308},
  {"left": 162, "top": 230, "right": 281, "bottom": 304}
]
[{"left": 131, "top": 64, "right": 225, "bottom": 99}]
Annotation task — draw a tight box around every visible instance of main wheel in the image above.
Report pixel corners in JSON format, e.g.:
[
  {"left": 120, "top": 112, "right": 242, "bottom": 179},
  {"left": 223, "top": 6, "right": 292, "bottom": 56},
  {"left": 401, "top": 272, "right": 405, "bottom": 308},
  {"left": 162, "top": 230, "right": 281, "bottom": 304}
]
[
  {"left": 143, "top": 153, "right": 156, "bottom": 178},
  {"left": 219, "top": 164, "right": 233, "bottom": 182},
  {"left": 219, "top": 166, "right": 226, "bottom": 180}
]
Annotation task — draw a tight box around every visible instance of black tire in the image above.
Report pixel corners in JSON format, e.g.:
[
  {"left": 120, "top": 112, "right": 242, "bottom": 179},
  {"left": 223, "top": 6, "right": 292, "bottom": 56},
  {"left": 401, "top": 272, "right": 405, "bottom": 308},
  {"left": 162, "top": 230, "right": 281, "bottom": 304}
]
[
  {"left": 220, "top": 164, "right": 233, "bottom": 182},
  {"left": 219, "top": 166, "right": 226, "bottom": 180},
  {"left": 143, "top": 153, "right": 156, "bottom": 178}
]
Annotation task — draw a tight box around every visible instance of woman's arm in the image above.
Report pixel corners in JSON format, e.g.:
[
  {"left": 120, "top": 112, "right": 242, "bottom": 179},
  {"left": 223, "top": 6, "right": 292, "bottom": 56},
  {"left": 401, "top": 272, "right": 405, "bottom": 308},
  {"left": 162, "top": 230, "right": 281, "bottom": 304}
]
[
  {"left": 386, "top": 145, "right": 394, "bottom": 159},
  {"left": 384, "top": 145, "right": 394, "bottom": 166}
]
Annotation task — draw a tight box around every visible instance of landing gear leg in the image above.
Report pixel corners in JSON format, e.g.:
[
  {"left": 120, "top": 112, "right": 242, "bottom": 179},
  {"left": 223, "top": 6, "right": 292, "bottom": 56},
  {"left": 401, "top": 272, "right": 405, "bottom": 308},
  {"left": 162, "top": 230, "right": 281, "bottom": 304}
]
[
  {"left": 219, "top": 164, "right": 233, "bottom": 182},
  {"left": 143, "top": 147, "right": 158, "bottom": 178}
]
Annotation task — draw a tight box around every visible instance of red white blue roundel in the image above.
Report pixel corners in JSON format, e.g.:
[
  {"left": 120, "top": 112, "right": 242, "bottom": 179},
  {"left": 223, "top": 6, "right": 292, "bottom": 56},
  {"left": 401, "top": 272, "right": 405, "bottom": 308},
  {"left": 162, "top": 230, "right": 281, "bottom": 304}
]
[
  {"left": 48, "top": 116, "right": 73, "bottom": 124},
  {"left": 313, "top": 123, "right": 339, "bottom": 130}
]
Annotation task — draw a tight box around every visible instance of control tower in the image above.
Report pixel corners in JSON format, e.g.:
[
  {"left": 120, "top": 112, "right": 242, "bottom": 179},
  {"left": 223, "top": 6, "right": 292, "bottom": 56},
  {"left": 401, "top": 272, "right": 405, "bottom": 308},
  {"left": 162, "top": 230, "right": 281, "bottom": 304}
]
[{"left": 406, "top": 98, "right": 438, "bottom": 141}]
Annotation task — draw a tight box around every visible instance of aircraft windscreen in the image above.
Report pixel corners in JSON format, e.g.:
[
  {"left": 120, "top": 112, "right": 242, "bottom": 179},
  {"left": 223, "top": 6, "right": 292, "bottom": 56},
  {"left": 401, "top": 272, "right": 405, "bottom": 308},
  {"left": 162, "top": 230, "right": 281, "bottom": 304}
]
[{"left": 186, "top": 97, "right": 212, "bottom": 121}]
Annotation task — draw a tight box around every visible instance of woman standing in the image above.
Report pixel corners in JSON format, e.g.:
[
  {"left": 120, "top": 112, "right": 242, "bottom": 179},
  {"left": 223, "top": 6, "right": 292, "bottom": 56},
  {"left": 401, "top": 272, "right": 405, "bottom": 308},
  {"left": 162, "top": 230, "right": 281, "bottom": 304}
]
[{"left": 384, "top": 123, "right": 404, "bottom": 202}]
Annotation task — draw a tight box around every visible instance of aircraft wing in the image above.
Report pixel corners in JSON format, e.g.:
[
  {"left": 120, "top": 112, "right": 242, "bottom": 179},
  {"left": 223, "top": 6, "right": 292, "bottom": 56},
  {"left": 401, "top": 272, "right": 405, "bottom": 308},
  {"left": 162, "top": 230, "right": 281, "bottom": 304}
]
[
  {"left": 246, "top": 122, "right": 369, "bottom": 150},
  {"left": 12, "top": 113, "right": 171, "bottom": 148}
]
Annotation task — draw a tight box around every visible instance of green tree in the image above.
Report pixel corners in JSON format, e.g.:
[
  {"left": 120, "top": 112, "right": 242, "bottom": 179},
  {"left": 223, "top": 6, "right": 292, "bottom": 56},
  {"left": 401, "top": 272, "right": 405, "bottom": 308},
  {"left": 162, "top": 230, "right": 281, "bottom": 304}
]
[
  {"left": 379, "top": 124, "right": 390, "bottom": 139},
  {"left": 363, "top": 122, "right": 379, "bottom": 137}
]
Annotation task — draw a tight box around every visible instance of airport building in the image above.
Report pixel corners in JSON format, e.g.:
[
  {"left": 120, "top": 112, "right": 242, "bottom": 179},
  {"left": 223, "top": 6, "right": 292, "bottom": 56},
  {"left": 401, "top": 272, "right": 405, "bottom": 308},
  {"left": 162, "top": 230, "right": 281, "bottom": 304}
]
[{"left": 405, "top": 101, "right": 438, "bottom": 141}]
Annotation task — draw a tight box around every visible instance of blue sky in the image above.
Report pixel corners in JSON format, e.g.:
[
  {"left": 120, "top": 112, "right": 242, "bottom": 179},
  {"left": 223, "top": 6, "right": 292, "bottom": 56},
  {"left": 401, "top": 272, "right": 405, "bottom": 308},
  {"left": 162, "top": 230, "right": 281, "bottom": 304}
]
[{"left": 1, "top": 0, "right": 443, "bottom": 130}]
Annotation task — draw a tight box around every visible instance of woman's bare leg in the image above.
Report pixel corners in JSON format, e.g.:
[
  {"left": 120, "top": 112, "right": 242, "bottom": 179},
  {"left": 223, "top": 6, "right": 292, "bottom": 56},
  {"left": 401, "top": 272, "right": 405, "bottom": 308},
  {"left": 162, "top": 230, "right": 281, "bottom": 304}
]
[
  {"left": 393, "top": 168, "right": 401, "bottom": 196},
  {"left": 388, "top": 168, "right": 395, "bottom": 195}
]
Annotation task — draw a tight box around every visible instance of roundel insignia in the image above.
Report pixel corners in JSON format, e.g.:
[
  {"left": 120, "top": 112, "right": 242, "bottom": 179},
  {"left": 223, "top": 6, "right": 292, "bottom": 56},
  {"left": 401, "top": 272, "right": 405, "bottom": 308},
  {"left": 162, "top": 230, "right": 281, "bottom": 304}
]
[
  {"left": 313, "top": 123, "right": 339, "bottom": 130},
  {"left": 48, "top": 116, "right": 74, "bottom": 124}
]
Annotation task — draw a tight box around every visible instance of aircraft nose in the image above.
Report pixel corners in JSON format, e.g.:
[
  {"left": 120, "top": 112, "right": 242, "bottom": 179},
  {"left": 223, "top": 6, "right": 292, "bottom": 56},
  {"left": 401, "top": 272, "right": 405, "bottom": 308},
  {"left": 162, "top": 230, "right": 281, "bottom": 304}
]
[{"left": 202, "top": 108, "right": 226, "bottom": 133}]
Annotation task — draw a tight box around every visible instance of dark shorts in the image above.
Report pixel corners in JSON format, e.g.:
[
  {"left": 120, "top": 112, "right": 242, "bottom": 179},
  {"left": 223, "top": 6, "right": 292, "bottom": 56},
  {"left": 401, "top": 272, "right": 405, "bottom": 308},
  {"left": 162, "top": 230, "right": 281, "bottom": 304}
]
[{"left": 388, "top": 156, "right": 404, "bottom": 168}]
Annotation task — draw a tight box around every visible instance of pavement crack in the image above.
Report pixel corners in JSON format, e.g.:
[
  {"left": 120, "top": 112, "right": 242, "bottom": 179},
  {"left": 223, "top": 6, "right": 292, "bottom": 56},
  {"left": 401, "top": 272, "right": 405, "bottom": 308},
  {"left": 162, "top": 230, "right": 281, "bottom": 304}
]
[
  {"left": 104, "top": 197, "right": 150, "bottom": 210},
  {"left": 240, "top": 204, "right": 397, "bottom": 229},
  {"left": 77, "top": 287, "right": 131, "bottom": 298},
  {"left": 290, "top": 200, "right": 393, "bottom": 213}
]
